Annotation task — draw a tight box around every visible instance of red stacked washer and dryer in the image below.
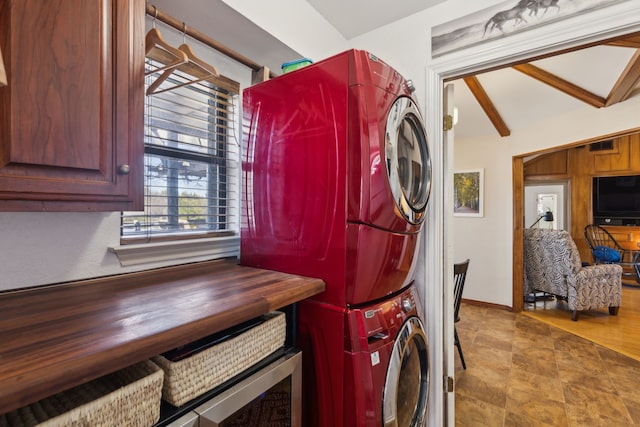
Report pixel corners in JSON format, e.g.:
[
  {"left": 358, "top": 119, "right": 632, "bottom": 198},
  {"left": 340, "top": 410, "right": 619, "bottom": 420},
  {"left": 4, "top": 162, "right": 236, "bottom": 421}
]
[{"left": 241, "top": 49, "right": 431, "bottom": 427}]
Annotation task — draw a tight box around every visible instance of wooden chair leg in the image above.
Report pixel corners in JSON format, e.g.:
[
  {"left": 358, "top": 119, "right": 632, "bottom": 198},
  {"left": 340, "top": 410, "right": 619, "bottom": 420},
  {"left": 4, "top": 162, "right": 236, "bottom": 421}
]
[
  {"left": 609, "top": 306, "right": 619, "bottom": 315},
  {"left": 454, "top": 326, "right": 466, "bottom": 370},
  {"left": 571, "top": 310, "right": 578, "bottom": 321}
]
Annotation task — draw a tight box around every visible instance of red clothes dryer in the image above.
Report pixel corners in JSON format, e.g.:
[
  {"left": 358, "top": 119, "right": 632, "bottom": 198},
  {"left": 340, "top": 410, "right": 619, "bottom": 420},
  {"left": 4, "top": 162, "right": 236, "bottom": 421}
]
[
  {"left": 297, "top": 284, "right": 429, "bottom": 427},
  {"left": 241, "top": 49, "right": 431, "bottom": 307}
]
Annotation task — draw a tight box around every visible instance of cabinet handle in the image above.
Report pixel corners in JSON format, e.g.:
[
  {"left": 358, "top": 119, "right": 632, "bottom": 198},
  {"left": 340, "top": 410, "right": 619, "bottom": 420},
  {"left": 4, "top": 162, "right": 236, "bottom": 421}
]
[{"left": 118, "top": 164, "right": 131, "bottom": 175}]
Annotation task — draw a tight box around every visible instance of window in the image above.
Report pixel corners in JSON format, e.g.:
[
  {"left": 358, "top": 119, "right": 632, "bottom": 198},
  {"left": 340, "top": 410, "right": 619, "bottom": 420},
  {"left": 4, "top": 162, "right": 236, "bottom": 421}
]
[{"left": 121, "top": 60, "right": 240, "bottom": 246}]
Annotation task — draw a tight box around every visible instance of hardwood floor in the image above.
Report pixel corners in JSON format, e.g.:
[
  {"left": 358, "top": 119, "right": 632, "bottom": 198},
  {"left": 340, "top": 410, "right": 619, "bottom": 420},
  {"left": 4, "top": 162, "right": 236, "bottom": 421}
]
[
  {"left": 454, "top": 292, "right": 640, "bottom": 426},
  {"left": 523, "top": 285, "right": 640, "bottom": 361}
]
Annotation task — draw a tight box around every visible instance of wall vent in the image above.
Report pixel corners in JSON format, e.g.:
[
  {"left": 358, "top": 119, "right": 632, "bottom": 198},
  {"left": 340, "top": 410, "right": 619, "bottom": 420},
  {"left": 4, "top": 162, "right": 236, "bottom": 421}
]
[{"left": 589, "top": 140, "right": 614, "bottom": 151}]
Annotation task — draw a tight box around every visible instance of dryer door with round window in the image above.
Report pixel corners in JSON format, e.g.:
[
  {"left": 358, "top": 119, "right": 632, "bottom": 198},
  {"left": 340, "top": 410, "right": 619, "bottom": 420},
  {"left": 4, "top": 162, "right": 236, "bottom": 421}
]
[{"left": 385, "top": 97, "right": 432, "bottom": 225}]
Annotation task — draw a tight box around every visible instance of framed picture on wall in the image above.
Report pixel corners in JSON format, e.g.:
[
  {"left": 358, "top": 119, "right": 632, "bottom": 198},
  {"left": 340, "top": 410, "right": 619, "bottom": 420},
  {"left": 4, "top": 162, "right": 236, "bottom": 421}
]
[
  {"left": 431, "top": 0, "right": 630, "bottom": 58},
  {"left": 453, "top": 169, "right": 484, "bottom": 217}
]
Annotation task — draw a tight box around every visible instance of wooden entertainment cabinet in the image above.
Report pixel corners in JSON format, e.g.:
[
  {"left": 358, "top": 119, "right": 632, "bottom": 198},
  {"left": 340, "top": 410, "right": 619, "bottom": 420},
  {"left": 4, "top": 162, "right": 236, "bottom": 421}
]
[
  {"left": 599, "top": 225, "right": 640, "bottom": 284},
  {"left": 599, "top": 225, "right": 640, "bottom": 251}
]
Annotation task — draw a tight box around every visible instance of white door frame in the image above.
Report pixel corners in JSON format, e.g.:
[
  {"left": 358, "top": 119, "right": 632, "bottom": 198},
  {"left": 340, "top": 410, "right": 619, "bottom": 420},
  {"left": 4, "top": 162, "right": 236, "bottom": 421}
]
[{"left": 424, "top": 2, "right": 640, "bottom": 426}]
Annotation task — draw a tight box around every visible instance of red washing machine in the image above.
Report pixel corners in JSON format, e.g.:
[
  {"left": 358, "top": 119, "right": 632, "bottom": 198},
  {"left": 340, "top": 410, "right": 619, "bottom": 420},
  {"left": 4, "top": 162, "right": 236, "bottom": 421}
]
[
  {"left": 297, "top": 285, "right": 429, "bottom": 427},
  {"left": 241, "top": 49, "right": 431, "bottom": 426},
  {"left": 241, "top": 49, "right": 431, "bottom": 308}
]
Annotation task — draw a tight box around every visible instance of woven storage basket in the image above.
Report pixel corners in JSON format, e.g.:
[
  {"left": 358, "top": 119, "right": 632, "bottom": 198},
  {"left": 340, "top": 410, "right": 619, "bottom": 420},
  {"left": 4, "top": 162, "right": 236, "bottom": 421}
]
[
  {"left": 0, "top": 360, "right": 163, "bottom": 427},
  {"left": 153, "top": 311, "right": 286, "bottom": 406}
]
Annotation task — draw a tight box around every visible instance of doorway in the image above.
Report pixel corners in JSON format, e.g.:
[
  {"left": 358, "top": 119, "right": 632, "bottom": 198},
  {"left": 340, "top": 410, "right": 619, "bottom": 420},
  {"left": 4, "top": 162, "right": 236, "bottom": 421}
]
[
  {"left": 432, "top": 23, "right": 638, "bottom": 311},
  {"left": 429, "top": 7, "right": 640, "bottom": 426},
  {"left": 524, "top": 182, "right": 568, "bottom": 230}
]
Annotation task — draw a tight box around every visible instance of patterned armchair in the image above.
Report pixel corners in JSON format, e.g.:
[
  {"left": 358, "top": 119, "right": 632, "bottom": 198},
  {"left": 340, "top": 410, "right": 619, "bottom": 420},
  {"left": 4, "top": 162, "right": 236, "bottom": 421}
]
[{"left": 523, "top": 228, "right": 622, "bottom": 321}]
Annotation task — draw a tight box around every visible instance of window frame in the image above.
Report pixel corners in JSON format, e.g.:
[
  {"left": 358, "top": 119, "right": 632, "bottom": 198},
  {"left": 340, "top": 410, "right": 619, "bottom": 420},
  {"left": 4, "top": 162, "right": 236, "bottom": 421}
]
[{"left": 112, "top": 58, "right": 242, "bottom": 266}]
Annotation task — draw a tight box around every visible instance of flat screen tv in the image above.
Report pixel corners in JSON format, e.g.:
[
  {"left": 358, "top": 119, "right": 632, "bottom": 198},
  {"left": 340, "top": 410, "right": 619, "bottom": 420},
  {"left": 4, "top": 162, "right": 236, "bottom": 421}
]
[{"left": 593, "top": 175, "right": 640, "bottom": 224}]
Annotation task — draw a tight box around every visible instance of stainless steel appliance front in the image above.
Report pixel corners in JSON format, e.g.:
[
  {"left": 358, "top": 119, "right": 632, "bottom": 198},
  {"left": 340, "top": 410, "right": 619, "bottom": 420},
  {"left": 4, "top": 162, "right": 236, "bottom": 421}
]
[{"left": 196, "top": 352, "right": 302, "bottom": 427}]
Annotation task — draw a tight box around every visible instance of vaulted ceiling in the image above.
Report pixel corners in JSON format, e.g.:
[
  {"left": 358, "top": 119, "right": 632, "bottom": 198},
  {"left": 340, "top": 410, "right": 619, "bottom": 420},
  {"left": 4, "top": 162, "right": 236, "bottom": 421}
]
[{"left": 450, "top": 32, "right": 640, "bottom": 139}]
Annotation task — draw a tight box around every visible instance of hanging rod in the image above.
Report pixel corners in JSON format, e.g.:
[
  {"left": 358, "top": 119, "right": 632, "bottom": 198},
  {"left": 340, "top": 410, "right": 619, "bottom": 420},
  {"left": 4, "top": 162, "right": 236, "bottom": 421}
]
[{"left": 145, "top": 4, "right": 276, "bottom": 79}]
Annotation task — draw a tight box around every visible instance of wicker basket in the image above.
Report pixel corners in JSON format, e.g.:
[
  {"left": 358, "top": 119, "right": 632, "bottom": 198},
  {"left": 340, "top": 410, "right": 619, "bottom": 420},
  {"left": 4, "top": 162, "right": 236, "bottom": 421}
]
[
  {"left": 0, "top": 360, "right": 163, "bottom": 427},
  {"left": 153, "top": 311, "right": 286, "bottom": 406}
]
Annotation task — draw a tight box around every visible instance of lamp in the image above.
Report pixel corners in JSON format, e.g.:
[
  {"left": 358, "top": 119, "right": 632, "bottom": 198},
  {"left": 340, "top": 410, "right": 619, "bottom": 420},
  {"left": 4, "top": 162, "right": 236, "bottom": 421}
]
[
  {"left": 529, "top": 210, "right": 554, "bottom": 228},
  {"left": 525, "top": 209, "right": 556, "bottom": 304}
]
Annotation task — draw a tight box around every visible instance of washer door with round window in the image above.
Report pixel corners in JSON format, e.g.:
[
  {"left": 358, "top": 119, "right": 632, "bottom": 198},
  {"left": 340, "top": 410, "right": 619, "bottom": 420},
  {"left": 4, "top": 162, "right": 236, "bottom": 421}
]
[
  {"left": 382, "top": 316, "right": 429, "bottom": 427},
  {"left": 385, "top": 97, "right": 432, "bottom": 227}
]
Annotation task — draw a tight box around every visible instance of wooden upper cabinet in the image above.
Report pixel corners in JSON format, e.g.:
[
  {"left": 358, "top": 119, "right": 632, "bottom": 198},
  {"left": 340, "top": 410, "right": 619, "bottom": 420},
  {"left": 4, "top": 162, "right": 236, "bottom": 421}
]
[{"left": 0, "top": 0, "right": 144, "bottom": 211}]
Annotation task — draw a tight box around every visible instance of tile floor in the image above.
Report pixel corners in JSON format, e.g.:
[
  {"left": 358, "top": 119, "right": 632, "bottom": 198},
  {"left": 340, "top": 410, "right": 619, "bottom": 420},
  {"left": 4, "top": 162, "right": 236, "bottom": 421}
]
[{"left": 454, "top": 303, "right": 640, "bottom": 426}]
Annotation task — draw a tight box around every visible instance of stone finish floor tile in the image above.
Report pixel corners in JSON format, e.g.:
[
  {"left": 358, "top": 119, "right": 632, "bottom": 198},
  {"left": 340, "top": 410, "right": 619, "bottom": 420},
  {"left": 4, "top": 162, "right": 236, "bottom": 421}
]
[
  {"left": 505, "top": 388, "right": 569, "bottom": 427},
  {"left": 511, "top": 347, "right": 557, "bottom": 378},
  {"left": 455, "top": 393, "right": 505, "bottom": 427},
  {"left": 598, "top": 347, "right": 640, "bottom": 368},
  {"left": 563, "top": 383, "right": 634, "bottom": 425},
  {"left": 507, "top": 367, "right": 565, "bottom": 404},
  {"left": 455, "top": 368, "right": 510, "bottom": 409},
  {"left": 464, "top": 344, "right": 513, "bottom": 369},
  {"left": 474, "top": 329, "right": 515, "bottom": 350},
  {"left": 625, "top": 399, "right": 640, "bottom": 425},
  {"left": 455, "top": 303, "right": 640, "bottom": 426}
]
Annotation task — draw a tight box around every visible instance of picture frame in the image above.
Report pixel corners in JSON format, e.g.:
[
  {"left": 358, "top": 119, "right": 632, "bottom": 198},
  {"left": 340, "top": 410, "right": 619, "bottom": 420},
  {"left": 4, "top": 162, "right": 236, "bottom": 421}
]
[
  {"left": 453, "top": 169, "right": 484, "bottom": 217},
  {"left": 431, "top": 0, "right": 629, "bottom": 58}
]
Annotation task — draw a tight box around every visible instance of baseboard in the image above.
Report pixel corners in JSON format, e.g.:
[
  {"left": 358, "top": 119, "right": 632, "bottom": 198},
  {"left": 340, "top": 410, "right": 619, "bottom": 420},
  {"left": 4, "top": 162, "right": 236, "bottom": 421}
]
[{"left": 461, "top": 298, "right": 512, "bottom": 312}]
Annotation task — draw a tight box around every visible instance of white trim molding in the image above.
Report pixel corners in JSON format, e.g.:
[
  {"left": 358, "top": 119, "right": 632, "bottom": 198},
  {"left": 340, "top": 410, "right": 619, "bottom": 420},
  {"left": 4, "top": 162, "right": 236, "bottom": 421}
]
[
  {"left": 423, "top": 65, "right": 446, "bottom": 427},
  {"left": 431, "top": 0, "right": 640, "bottom": 79},
  {"left": 109, "top": 236, "right": 240, "bottom": 267}
]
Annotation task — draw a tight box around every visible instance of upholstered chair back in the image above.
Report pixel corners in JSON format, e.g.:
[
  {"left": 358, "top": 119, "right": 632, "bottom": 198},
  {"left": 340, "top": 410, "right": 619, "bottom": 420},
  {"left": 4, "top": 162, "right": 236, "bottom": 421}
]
[
  {"left": 523, "top": 228, "right": 581, "bottom": 295},
  {"left": 523, "top": 228, "right": 622, "bottom": 320}
]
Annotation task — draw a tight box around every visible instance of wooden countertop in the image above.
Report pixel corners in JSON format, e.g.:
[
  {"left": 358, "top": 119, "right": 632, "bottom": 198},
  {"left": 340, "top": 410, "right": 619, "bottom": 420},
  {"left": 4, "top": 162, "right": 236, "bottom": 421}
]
[{"left": 0, "top": 259, "right": 325, "bottom": 415}]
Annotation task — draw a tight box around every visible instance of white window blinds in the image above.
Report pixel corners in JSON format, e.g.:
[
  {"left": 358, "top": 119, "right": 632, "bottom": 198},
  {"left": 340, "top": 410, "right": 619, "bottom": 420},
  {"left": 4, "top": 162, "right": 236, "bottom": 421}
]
[{"left": 121, "top": 60, "right": 240, "bottom": 243}]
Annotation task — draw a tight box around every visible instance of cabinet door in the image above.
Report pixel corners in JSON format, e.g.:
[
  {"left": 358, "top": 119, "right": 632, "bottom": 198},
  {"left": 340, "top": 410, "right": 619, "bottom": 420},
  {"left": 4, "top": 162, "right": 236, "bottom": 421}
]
[{"left": 0, "top": 0, "right": 144, "bottom": 211}]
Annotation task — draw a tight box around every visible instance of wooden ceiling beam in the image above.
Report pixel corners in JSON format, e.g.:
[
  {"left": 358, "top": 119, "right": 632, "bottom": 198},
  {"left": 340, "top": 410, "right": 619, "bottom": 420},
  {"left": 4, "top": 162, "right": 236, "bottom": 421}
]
[
  {"left": 513, "top": 63, "right": 606, "bottom": 108},
  {"left": 606, "top": 35, "right": 640, "bottom": 49},
  {"left": 463, "top": 76, "right": 511, "bottom": 137},
  {"left": 605, "top": 49, "right": 640, "bottom": 107}
]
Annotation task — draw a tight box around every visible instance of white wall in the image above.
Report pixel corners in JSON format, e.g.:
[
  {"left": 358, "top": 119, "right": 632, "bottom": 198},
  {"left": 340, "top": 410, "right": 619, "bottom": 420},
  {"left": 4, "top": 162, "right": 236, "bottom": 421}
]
[{"left": 220, "top": 0, "right": 348, "bottom": 61}]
